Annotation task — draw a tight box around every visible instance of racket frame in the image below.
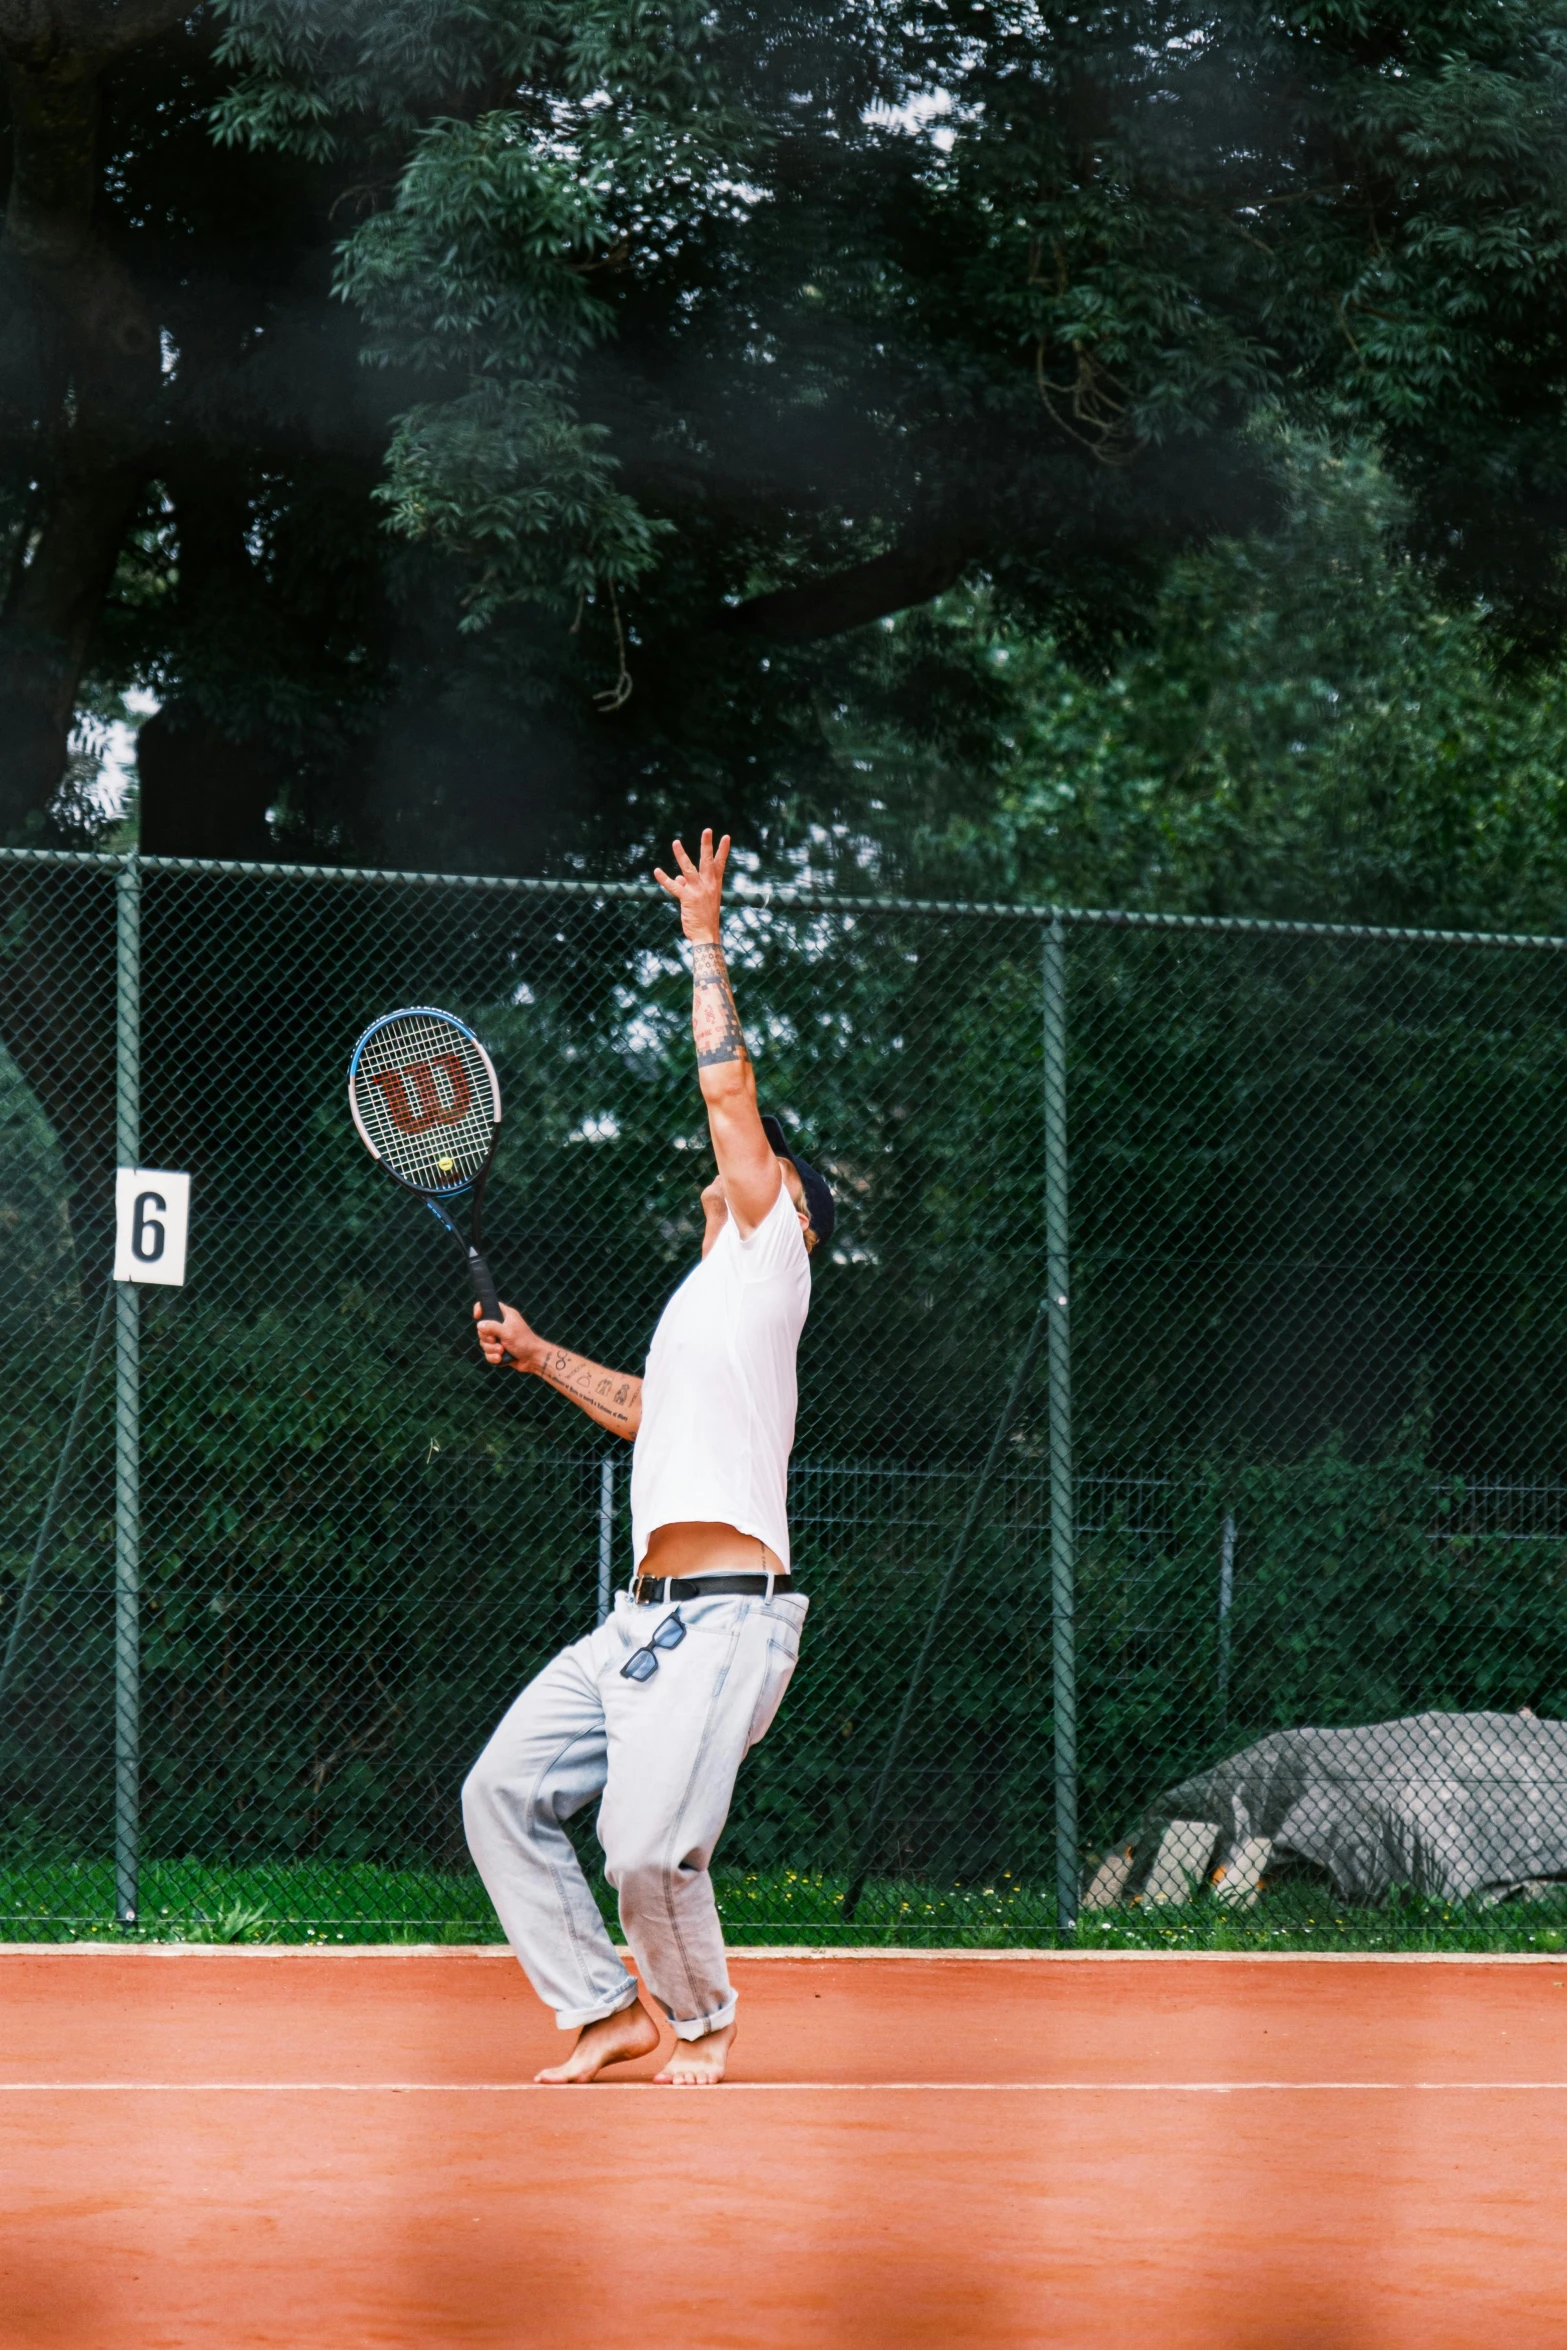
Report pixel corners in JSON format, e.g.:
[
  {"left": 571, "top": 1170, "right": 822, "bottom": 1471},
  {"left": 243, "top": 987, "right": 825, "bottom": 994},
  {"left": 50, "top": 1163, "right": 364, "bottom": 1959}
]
[{"left": 347, "top": 1005, "right": 505, "bottom": 1327}]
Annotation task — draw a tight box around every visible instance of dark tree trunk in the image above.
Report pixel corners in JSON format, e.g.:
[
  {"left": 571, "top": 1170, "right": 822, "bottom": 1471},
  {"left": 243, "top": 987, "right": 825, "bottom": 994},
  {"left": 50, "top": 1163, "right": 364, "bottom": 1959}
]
[
  {"left": 0, "top": 2, "right": 185, "bottom": 840},
  {"left": 135, "top": 468, "right": 294, "bottom": 860},
  {"left": 137, "top": 709, "right": 283, "bottom": 860},
  {"left": 0, "top": 439, "right": 150, "bottom": 836}
]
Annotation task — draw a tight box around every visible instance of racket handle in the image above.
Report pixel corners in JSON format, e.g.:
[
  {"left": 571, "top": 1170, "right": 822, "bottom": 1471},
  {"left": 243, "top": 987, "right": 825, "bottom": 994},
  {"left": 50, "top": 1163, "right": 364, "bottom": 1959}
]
[{"left": 468, "top": 1250, "right": 503, "bottom": 1329}]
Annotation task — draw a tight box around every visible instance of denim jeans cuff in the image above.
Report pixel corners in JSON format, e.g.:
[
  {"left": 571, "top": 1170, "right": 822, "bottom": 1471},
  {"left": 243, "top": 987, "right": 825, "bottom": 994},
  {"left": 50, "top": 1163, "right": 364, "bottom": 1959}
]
[
  {"left": 665, "top": 1989, "right": 738, "bottom": 2041},
  {"left": 554, "top": 1975, "right": 642, "bottom": 2032}
]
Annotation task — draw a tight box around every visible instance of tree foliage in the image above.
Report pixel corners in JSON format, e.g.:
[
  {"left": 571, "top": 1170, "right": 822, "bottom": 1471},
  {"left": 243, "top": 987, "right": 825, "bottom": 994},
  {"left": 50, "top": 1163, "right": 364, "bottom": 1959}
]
[
  {"left": 883, "top": 433, "right": 1567, "bottom": 929},
  {"left": 214, "top": 0, "right": 1567, "bottom": 633},
  {"left": 4, "top": 0, "right": 1567, "bottom": 891}
]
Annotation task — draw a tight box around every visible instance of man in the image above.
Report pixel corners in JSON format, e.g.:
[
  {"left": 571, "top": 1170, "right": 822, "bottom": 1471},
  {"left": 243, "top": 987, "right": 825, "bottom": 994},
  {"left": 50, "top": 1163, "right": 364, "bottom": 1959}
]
[{"left": 463, "top": 827, "right": 834, "bottom": 2085}]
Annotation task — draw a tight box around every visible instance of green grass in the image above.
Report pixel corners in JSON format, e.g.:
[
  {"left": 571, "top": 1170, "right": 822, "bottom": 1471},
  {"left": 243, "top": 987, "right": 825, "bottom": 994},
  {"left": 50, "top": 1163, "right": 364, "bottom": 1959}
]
[
  {"left": 4, "top": 1859, "right": 1567, "bottom": 1952},
  {"left": 0, "top": 1860, "right": 505, "bottom": 1945},
  {"left": 0, "top": 1859, "right": 1056, "bottom": 1946},
  {"left": 1075, "top": 1878, "right": 1567, "bottom": 1953}
]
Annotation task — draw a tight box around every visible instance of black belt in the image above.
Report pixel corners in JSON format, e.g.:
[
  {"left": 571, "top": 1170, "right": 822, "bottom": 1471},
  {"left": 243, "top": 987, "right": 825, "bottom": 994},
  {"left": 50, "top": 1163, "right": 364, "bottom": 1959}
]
[{"left": 632, "top": 1573, "right": 798, "bottom": 1604}]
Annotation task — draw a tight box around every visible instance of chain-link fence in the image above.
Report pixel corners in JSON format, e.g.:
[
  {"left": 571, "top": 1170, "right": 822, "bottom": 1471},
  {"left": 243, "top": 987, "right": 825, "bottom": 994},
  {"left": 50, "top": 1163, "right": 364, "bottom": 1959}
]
[{"left": 6, "top": 846, "right": 1567, "bottom": 1942}]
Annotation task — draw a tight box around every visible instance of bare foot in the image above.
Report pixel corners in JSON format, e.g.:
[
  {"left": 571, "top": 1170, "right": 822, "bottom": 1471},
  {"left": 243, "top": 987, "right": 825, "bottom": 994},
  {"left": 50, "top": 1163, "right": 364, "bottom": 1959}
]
[
  {"left": 654, "top": 2020, "right": 736, "bottom": 2086},
  {"left": 535, "top": 1998, "right": 662, "bottom": 2084}
]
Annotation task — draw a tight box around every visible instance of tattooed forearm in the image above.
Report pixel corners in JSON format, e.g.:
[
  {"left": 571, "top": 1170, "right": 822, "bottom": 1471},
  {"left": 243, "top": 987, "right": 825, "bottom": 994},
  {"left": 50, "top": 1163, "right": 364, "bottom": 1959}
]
[
  {"left": 533, "top": 1345, "right": 642, "bottom": 1437},
  {"left": 692, "top": 940, "right": 748, "bottom": 1070}
]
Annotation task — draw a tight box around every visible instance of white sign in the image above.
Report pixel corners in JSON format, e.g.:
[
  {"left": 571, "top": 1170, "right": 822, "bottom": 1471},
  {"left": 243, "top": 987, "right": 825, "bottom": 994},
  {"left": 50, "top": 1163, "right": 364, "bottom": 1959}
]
[{"left": 114, "top": 1169, "right": 191, "bottom": 1287}]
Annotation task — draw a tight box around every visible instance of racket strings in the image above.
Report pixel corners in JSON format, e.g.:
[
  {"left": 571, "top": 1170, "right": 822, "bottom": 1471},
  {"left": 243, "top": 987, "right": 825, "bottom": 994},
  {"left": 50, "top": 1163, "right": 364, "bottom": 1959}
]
[{"left": 352, "top": 1013, "right": 496, "bottom": 1192}]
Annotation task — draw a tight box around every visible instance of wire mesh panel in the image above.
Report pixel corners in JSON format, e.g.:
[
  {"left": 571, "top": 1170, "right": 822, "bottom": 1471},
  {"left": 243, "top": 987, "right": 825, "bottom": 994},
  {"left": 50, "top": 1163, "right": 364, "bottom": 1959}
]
[
  {"left": 1, "top": 856, "right": 1055, "bottom": 1938},
  {"left": 0, "top": 859, "right": 118, "bottom": 1927},
  {"left": 6, "top": 851, "right": 1567, "bottom": 1942},
  {"left": 1068, "top": 923, "right": 1567, "bottom": 1911}
]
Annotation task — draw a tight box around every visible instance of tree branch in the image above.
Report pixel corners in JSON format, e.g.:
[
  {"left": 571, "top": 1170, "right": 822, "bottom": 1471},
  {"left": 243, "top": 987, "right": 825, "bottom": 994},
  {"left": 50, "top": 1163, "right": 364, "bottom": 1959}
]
[{"left": 719, "top": 531, "right": 983, "bottom": 645}]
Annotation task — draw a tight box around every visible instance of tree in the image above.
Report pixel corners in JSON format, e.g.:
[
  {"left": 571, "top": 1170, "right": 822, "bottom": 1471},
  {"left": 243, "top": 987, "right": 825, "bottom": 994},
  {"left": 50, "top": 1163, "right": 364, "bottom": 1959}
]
[
  {"left": 7, "top": 0, "right": 1567, "bottom": 873},
  {"left": 0, "top": 3, "right": 403, "bottom": 848},
  {"left": 920, "top": 432, "right": 1567, "bottom": 931},
  {"left": 221, "top": 0, "right": 1567, "bottom": 634}
]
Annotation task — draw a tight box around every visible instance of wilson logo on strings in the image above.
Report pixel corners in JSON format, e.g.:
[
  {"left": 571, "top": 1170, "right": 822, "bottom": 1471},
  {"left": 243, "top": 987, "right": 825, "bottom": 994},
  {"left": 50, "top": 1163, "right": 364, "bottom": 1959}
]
[{"left": 368, "top": 1056, "right": 473, "bottom": 1134}]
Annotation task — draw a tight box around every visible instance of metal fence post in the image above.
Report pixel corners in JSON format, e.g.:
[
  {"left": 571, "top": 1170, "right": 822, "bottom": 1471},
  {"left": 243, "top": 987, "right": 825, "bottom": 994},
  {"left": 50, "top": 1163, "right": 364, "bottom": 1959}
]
[
  {"left": 114, "top": 854, "right": 141, "bottom": 1926},
  {"left": 1043, "top": 918, "right": 1078, "bottom": 1936},
  {"left": 597, "top": 1456, "right": 615, "bottom": 1626},
  {"left": 1217, "top": 1510, "right": 1237, "bottom": 1729}
]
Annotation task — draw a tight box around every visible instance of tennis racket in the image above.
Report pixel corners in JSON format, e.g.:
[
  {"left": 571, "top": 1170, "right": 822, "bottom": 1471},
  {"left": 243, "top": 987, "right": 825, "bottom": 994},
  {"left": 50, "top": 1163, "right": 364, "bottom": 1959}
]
[{"left": 348, "top": 1006, "right": 504, "bottom": 1332}]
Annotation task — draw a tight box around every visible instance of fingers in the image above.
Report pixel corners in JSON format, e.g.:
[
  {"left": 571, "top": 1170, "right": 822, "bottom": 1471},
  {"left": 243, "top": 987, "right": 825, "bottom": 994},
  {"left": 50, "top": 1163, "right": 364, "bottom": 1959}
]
[{"left": 661, "top": 830, "right": 729, "bottom": 893}]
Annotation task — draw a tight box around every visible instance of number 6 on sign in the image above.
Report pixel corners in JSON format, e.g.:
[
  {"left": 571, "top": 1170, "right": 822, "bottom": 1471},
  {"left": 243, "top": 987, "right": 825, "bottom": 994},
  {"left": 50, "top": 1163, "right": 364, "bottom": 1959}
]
[{"left": 113, "top": 1169, "right": 191, "bottom": 1286}]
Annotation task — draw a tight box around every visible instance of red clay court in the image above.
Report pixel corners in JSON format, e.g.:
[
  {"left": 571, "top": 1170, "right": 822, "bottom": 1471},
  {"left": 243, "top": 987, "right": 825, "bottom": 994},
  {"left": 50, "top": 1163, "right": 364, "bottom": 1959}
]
[{"left": 4, "top": 1947, "right": 1566, "bottom": 2348}]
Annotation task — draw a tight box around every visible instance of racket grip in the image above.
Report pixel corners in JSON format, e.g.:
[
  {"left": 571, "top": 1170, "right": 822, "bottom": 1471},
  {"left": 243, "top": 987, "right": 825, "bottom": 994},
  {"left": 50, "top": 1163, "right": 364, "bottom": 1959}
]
[{"left": 468, "top": 1250, "right": 503, "bottom": 1329}]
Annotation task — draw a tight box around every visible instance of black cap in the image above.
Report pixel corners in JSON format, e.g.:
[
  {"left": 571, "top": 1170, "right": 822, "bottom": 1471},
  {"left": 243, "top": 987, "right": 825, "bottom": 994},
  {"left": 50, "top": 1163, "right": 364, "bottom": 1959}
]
[{"left": 760, "top": 1113, "right": 836, "bottom": 1248}]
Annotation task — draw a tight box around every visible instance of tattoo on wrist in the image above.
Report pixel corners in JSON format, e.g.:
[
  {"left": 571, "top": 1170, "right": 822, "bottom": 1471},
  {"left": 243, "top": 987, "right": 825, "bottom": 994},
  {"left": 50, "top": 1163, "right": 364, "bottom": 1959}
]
[{"left": 692, "top": 941, "right": 747, "bottom": 1069}]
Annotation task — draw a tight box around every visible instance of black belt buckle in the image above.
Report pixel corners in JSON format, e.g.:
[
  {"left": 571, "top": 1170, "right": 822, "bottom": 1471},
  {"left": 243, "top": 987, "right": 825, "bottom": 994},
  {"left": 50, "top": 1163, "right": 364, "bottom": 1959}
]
[{"left": 631, "top": 1571, "right": 796, "bottom": 1605}]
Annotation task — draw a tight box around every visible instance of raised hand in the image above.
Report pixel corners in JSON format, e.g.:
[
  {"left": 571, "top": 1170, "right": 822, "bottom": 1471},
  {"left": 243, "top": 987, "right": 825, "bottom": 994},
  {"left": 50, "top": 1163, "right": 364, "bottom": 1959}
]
[
  {"left": 654, "top": 828, "right": 730, "bottom": 944},
  {"left": 660, "top": 827, "right": 778, "bottom": 1237}
]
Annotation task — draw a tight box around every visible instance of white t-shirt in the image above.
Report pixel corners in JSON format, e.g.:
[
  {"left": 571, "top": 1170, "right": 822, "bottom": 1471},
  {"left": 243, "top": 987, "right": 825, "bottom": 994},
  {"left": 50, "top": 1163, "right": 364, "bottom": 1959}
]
[{"left": 630, "top": 1180, "right": 811, "bottom": 1571}]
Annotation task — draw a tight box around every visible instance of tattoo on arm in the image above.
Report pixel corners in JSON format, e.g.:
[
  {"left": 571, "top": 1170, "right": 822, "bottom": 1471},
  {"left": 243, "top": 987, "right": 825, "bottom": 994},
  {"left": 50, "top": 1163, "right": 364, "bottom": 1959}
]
[
  {"left": 692, "top": 941, "right": 748, "bottom": 1069},
  {"left": 537, "top": 1346, "right": 640, "bottom": 1431}
]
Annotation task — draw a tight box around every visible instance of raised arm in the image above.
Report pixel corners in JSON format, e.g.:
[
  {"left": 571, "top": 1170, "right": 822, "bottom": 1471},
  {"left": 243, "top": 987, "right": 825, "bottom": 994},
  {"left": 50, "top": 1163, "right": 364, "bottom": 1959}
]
[
  {"left": 654, "top": 828, "right": 781, "bottom": 1237},
  {"left": 473, "top": 1302, "right": 641, "bottom": 1439}
]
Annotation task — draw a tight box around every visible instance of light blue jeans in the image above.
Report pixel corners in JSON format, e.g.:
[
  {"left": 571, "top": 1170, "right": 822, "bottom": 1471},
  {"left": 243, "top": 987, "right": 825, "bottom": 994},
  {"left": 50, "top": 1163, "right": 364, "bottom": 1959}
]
[{"left": 463, "top": 1587, "right": 807, "bottom": 2037}]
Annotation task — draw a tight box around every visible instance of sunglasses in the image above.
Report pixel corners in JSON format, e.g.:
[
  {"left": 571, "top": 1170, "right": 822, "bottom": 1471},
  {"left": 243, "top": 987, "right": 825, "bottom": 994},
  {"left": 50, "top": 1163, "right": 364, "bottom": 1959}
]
[{"left": 620, "top": 1609, "right": 687, "bottom": 1682}]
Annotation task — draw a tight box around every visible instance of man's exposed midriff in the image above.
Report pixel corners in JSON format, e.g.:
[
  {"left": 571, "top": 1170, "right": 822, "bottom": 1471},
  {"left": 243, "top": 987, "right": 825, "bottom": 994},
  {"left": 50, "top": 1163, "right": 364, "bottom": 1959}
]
[{"left": 641, "top": 1519, "right": 789, "bottom": 1580}]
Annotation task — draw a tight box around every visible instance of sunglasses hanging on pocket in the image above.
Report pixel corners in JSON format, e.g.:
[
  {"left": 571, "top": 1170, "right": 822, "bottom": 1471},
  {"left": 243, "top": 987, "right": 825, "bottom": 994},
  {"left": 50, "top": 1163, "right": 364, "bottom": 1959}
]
[{"left": 621, "top": 1612, "right": 687, "bottom": 1682}]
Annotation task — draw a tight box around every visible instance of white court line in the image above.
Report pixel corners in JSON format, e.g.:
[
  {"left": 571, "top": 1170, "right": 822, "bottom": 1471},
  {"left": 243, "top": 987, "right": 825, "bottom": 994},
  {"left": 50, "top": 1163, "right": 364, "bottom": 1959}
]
[
  {"left": 8, "top": 1945, "right": 1561, "bottom": 1963},
  {"left": 2, "top": 2079, "right": 1566, "bottom": 2094}
]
